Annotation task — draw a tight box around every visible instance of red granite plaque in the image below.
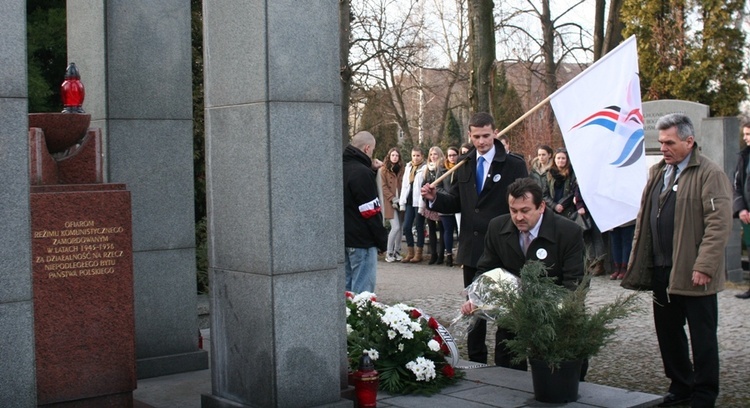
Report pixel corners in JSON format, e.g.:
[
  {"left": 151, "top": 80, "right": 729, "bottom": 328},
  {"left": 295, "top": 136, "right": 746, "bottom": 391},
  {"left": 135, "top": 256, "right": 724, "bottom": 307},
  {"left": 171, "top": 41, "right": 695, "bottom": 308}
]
[{"left": 31, "top": 184, "right": 136, "bottom": 406}]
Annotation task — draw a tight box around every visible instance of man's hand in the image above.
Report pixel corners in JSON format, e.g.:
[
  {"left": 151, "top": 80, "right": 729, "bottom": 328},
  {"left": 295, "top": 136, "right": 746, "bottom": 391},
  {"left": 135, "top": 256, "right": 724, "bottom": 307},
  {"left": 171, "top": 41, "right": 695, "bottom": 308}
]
[
  {"left": 692, "top": 270, "right": 712, "bottom": 286},
  {"left": 555, "top": 204, "right": 563, "bottom": 213},
  {"left": 421, "top": 183, "right": 437, "bottom": 201},
  {"left": 372, "top": 159, "right": 383, "bottom": 170},
  {"left": 740, "top": 209, "right": 750, "bottom": 224},
  {"left": 577, "top": 207, "right": 586, "bottom": 215},
  {"left": 460, "top": 300, "right": 476, "bottom": 316}
]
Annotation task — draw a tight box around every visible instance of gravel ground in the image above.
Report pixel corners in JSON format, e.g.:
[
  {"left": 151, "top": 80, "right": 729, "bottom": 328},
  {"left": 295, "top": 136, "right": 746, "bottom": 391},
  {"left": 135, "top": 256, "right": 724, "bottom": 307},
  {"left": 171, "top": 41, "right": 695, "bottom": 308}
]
[{"left": 375, "top": 259, "right": 750, "bottom": 407}]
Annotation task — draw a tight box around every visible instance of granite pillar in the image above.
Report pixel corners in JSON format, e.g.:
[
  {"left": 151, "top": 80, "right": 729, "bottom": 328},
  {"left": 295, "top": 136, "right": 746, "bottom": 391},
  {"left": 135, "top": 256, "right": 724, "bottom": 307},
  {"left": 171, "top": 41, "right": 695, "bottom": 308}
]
[
  {"left": 700, "top": 117, "right": 743, "bottom": 282},
  {"left": 67, "top": 1, "right": 208, "bottom": 378},
  {"left": 202, "top": 1, "right": 348, "bottom": 407},
  {"left": 0, "top": 1, "right": 37, "bottom": 406}
]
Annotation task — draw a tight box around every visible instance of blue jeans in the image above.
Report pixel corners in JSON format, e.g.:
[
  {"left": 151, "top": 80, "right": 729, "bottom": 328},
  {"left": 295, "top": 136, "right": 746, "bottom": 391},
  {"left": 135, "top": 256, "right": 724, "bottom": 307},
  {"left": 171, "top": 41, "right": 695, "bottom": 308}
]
[
  {"left": 440, "top": 214, "right": 456, "bottom": 252},
  {"left": 403, "top": 206, "right": 425, "bottom": 247},
  {"left": 610, "top": 224, "right": 635, "bottom": 264},
  {"left": 344, "top": 247, "right": 377, "bottom": 293}
]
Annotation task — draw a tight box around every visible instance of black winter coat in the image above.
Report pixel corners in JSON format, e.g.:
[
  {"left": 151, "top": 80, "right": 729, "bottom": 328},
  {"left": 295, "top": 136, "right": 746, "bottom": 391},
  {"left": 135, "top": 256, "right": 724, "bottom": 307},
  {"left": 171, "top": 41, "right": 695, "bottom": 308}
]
[
  {"left": 343, "top": 145, "right": 388, "bottom": 251},
  {"left": 476, "top": 208, "right": 585, "bottom": 291},
  {"left": 430, "top": 139, "right": 528, "bottom": 268}
]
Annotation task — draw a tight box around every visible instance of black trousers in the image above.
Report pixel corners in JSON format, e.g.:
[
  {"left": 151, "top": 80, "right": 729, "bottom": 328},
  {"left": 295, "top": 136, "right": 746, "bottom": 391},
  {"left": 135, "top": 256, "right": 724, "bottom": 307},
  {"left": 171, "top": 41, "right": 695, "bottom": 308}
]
[{"left": 652, "top": 266, "right": 719, "bottom": 406}]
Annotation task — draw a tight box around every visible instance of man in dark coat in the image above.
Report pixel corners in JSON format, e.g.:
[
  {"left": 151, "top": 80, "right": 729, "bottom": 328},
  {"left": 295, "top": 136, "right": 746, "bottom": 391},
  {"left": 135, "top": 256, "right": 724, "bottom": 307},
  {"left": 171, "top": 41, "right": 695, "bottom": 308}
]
[
  {"left": 460, "top": 177, "right": 585, "bottom": 370},
  {"left": 732, "top": 120, "right": 750, "bottom": 299},
  {"left": 343, "top": 131, "right": 387, "bottom": 293},
  {"left": 421, "top": 112, "right": 528, "bottom": 364}
]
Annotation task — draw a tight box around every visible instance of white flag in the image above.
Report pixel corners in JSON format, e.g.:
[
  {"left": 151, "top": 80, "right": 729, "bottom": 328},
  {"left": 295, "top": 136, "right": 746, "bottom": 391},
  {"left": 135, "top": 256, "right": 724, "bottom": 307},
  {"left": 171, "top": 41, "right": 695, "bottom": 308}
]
[{"left": 549, "top": 36, "right": 646, "bottom": 232}]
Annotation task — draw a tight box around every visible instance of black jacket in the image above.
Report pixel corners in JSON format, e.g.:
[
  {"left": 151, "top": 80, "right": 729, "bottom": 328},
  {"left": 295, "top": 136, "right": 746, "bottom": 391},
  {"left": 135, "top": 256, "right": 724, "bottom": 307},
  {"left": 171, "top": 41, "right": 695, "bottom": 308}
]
[
  {"left": 430, "top": 139, "right": 528, "bottom": 267},
  {"left": 733, "top": 147, "right": 750, "bottom": 217},
  {"left": 477, "top": 207, "right": 585, "bottom": 291},
  {"left": 343, "top": 145, "right": 388, "bottom": 251}
]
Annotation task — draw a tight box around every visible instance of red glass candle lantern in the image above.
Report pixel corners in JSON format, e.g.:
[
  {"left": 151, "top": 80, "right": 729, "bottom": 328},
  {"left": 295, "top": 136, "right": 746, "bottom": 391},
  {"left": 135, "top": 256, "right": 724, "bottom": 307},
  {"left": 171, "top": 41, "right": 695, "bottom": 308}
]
[
  {"left": 353, "top": 352, "right": 378, "bottom": 408},
  {"left": 61, "top": 62, "right": 85, "bottom": 113}
]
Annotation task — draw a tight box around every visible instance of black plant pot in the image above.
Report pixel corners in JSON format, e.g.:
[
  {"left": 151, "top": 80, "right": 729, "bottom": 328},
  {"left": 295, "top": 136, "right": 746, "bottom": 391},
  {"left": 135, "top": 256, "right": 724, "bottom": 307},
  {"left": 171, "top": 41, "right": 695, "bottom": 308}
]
[{"left": 529, "top": 359, "right": 582, "bottom": 403}]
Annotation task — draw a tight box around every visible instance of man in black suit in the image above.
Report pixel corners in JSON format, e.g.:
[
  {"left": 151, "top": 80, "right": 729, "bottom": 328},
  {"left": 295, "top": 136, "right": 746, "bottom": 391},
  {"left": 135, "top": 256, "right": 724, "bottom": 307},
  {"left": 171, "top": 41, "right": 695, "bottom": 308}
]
[
  {"left": 461, "top": 177, "right": 585, "bottom": 369},
  {"left": 421, "top": 112, "right": 528, "bottom": 364}
]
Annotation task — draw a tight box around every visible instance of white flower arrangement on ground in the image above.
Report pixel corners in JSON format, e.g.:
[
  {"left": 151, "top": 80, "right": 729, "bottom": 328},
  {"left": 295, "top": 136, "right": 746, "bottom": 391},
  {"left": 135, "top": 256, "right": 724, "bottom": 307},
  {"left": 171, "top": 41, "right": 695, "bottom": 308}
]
[{"left": 345, "top": 291, "right": 462, "bottom": 395}]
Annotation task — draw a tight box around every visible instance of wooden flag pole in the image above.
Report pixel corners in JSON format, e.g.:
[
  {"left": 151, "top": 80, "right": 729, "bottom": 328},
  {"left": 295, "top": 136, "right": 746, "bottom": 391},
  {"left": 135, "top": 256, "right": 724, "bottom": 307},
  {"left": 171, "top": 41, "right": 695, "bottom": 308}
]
[{"left": 429, "top": 95, "right": 553, "bottom": 188}]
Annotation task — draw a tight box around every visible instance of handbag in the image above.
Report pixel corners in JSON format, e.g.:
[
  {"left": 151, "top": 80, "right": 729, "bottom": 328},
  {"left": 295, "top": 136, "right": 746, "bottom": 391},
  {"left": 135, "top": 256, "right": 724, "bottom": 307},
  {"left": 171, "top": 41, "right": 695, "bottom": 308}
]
[{"left": 568, "top": 211, "right": 592, "bottom": 231}]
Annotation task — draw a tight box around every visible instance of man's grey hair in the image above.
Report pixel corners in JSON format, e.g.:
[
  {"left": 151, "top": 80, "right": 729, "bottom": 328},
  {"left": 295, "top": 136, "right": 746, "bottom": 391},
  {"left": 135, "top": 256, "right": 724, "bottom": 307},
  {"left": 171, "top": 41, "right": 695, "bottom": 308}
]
[{"left": 655, "top": 113, "right": 695, "bottom": 141}]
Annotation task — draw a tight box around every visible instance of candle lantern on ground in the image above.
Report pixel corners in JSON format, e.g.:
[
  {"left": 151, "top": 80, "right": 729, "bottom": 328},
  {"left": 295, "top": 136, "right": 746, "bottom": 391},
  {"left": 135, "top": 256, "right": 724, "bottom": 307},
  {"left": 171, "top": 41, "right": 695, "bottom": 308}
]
[{"left": 353, "top": 352, "right": 378, "bottom": 407}]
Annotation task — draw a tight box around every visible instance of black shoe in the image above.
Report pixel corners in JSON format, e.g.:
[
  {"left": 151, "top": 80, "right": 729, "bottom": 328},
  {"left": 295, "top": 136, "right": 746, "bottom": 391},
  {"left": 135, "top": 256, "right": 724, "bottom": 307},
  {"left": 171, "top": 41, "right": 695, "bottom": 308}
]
[
  {"left": 428, "top": 255, "right": 438, "bottom": 265},
  {"left": 445, "top": 254, "right": 453, "bottom": 267},
  {"left": 658, "top": 393, "right": 691, "bottom": 407},
  {"left": 736, "top": 289, "right": 750, "bottom": 299}
]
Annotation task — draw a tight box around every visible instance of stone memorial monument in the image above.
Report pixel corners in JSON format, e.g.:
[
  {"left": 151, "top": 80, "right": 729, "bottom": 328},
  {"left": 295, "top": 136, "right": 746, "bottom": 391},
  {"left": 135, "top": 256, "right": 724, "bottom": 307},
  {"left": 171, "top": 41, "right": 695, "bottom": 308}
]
[{"left": 28, "top": 64, "right": 137, "bottom": 407}]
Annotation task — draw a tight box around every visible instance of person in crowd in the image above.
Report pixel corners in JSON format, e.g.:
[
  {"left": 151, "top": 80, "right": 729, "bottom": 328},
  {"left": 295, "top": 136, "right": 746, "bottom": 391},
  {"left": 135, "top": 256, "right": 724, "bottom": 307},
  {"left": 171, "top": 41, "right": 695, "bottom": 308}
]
[
  {"left": 529, "top": 144, "right": 553, "bottom": 188},
  {"left": 498, "top": 135, "right": 524, "bottom": 160},
  {"left": 573, "top": 185, "right": 607, "bottom": 276},
  {"left": 460, "top": 142, "right": 472, "bottom": 155},
  {"left": 421, "top": 112, "right": 528, "bottom": 364},
  {"left": 732, "top": 121, "right": 750, "bottom": 299},
  {"left": 622, "top": 113, "right": 732, "bottom": 408},
  {"left": 399, "top": 147, "right": 427, "bottom": 263},
  {"left": 440, "top": 146, "right": 460, "bottom": 267},
  {"left": 343, "top": 131, "right": 388, "bottom": 293},
  {"left": 609, "top": 220, "right": 635, "bottom": 279},
  {"left": 460, "top": 178, "right": 585, "bottom": 373},
  {"left": 420, "top": 146, "right": 446, "bottom": 265},
  {"left": 380, "top": 147, "right": 405, "bottom": 263},
  {"left": 543, "top": 148, "right": 577, "bottom": 219}
]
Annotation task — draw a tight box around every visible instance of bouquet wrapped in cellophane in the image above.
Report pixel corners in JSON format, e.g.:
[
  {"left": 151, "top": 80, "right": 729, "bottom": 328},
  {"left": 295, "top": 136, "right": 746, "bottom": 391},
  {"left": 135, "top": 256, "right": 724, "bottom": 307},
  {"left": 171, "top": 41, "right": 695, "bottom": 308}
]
[{"left": 449, "top": 268, "right": 520, "bottom": 341}]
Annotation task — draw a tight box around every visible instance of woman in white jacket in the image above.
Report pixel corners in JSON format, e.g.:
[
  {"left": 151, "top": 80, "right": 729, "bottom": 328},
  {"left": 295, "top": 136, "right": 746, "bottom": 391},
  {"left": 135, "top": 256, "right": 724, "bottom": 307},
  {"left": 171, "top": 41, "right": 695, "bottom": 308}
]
[{"left": 398, "top": 147, "right": 426, "bottom": 262}]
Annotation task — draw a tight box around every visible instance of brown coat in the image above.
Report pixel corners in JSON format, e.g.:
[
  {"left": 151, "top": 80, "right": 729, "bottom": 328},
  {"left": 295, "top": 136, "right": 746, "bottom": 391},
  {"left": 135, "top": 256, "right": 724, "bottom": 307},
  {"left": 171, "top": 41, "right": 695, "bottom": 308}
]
[{"left": 381, "top": 165, "right": 404, "bottom": 219}]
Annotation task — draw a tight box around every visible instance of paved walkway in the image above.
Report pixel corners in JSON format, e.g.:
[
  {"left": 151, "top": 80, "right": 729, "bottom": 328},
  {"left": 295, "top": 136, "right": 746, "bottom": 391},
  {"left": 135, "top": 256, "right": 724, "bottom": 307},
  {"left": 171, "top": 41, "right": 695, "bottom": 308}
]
[{"left": 134, "top": 258, "right": 750, "bottom": 407}]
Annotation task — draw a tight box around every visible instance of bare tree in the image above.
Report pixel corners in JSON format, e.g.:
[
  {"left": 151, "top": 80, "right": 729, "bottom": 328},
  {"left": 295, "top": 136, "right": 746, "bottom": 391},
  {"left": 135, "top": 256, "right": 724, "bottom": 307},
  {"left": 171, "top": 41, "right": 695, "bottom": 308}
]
[
  {"left": 348, "top": 0, "right": 427, "bottom": 146},
  {"left": 468, "top": 0, "right": 496, "bottom": 113},
  {"left": 423, "top": 0, "right": 470, "bottom": 138},
  {"left": 496, "top": 0, "right": 590, "bottom": 129},
  {"left": 594, "top": 0, "right": 625, "bottom": 60}
]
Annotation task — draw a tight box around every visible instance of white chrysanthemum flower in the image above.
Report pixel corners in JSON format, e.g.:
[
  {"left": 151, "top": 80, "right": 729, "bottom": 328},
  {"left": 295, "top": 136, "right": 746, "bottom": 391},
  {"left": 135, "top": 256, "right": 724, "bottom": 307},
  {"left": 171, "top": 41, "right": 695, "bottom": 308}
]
[
  {"left": 398, "top": 343, "right": 404, "bottom": 352},
  {"left": 346, "top": 324, "right": 353, "bottom": 335},
  {"left": 405, "top": 357, "right": 436, "bottom": 381},
  {"left": 365, "top": 348, "right": 379, "bottom": 361},
  {"left": 346, "top": 308, "right": 350, "bottom": 317},
  {"left": 387, "top": 330, "right": 397, "bottom": 340},
  {"left": 381, "top": 306, "right": 416, "bottom": 338},
  {"left": 352, "top": 291, "right": 376, "bottom": 307},
  {"left": 428, "top": 339, "right": 440, "bottom": 352}
]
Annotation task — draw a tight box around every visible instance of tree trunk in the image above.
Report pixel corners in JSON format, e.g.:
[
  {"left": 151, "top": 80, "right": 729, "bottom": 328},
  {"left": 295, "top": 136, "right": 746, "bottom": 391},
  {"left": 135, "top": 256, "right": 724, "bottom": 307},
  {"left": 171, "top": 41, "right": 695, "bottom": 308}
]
[
  {"left": 540, "top": 0, "right": 556, "bottom": 129},
  {"left": 593, "top": 0, "right": 606, "bottom": 60},
  {"left": 602, "top": 0, "right": 624, "bottom": 56},
  {"left": 468, "top": 0, "right": 495, "bottom": 114}
]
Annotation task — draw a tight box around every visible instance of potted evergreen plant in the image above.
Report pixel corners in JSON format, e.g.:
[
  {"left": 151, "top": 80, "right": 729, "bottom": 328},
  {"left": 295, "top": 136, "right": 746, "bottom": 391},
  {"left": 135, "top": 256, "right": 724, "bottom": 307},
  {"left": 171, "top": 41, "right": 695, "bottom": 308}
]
[{"left": 484, "top": 261, "right": 642, "bottom": 403}]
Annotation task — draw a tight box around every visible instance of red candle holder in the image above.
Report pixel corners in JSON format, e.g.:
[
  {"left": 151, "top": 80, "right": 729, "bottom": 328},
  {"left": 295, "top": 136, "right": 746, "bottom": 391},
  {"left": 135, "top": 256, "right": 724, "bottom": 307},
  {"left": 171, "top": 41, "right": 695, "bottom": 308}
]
[
  {"left": 353, "top": 352, "right": 378, "bottom": 408},
  {"left": 61, "top": 62, "right": 85, "bottom": 113}
]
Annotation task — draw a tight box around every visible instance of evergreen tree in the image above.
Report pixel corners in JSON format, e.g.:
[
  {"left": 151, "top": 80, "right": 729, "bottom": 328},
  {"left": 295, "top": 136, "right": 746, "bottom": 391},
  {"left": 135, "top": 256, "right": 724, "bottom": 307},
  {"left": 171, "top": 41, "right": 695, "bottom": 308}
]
[
  {"left": 27, "top": 0, "right": 67, "bottom": 112},
  {"left": 443, "top": 110, "right": 462, "bottom": 151},
  {"left": 360, "top": 89, "right": 400, "bottom": 162},
  {"left": 622, "top": 0, "right": 747, "bottom": 116},
  {"left": 492, "top": 64, "right": 526, "bottom": 151}
]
